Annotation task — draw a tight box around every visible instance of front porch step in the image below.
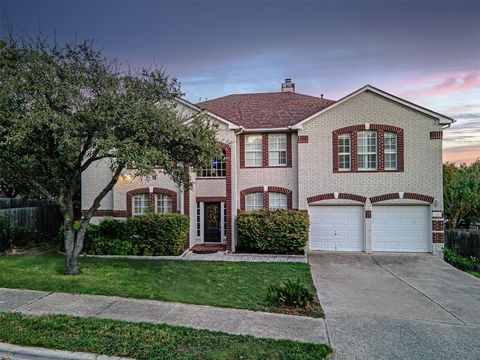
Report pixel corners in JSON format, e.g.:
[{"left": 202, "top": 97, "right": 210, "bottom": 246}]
[{"left": 191, "top": 244, "right": 226, "bottom": 254}]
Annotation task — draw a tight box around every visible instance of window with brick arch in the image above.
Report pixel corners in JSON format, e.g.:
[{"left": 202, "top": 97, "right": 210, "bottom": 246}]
[
  {"left": 132, "top": 194, "right": 149, "bottom": 216},
  {"left": 245, "top": 192, "right": 263, "bottom": 211},
  {"left": 156, "top": 194, "right": 173, "bottom": 214},
  {"left": 384, "top": 132, "right": 398, "bottom": 170},
  {"left": 269, "top": 192, "right": 288, "bottom": 210},
  {"left": 333, "top": 124, "right": 404, "bottom": 173}
]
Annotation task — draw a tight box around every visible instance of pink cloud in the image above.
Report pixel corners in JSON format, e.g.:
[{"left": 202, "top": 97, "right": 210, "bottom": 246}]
[
  {"left": 399, "top": 69, "right": 480, "bottom": 99},
  {"left": 443, "top": 144, "right": 480, "bottom": 164}
]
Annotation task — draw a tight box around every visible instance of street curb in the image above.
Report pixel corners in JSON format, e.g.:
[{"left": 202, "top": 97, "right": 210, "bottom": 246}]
[{"left": 0, "top": 342, "right": 135, "bottom": 360}]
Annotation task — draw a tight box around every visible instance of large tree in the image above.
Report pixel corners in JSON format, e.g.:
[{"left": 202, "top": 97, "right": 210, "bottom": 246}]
[
  {"left": 0, "top": 36, "right": 220, "bottom": 274},
  {"left": 443, "top": 160, "right": 480, "bottom": 229}
]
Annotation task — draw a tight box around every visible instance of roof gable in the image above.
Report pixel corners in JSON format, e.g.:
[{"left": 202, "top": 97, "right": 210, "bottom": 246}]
[{"left": 292, "top": 85, "right": 455, "bottom": 129}]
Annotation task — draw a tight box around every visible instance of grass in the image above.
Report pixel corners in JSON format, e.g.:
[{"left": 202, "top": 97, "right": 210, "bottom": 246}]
[
  {"left": 0, "top": 312, "right": 332, "bottom": 360},
  {"left": 0, "top": 254, "right": 323, "bottom": 317}
]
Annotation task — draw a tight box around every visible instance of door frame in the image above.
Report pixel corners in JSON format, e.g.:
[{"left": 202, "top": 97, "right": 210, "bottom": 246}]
[{"left": 202, "top": 201, "right": 225, "bottom": 244}]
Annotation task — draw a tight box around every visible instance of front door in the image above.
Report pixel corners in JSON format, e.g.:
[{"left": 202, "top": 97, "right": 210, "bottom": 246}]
[{"left": 204, "top": 202, "right": 221, "bottom": 242}]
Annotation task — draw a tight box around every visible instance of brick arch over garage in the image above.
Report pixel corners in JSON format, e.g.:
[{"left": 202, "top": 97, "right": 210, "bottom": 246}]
[
  {"left": 307, "top": 192, "right": 367, "bottom": 204},
  {"left": 370, "top": 192, "right": 434, "bottom": 204},
  {"left": 126, "top": 187, "right": 177, "bottom": 217}
]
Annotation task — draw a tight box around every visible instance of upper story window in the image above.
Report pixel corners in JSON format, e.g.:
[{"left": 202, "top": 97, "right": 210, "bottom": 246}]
[
  {"left": 200, "top": 156, "right": 226, "bottom": 177},
  {"left": 384, "top": 132, "right": 397, "bottom": 170},
  {"left": 357, "top": 131, "right": 377, "bottom": 170},
  {"left": 245, "top": 192, "right": 263, "bottom": 210},
  {"left": 333, "top": 124, "right": 403, "bottom": 173},
  {"left": 156, "top": 194, "right": 173, "bottom": 214},
  {"left": 133, "top": 194, "right": 149, "bottom": 216},
  {"left": 269, "top": 134, "right": 287, "bottom": 166},
  {"left": 269, "top": 192, "right": 288, "bottom": 210},
  {"left": 338, "top": 133, "right": 351, "bottom": 171},
  {"left": 245, "top": 135, "right": 263, "bottom": 167}
]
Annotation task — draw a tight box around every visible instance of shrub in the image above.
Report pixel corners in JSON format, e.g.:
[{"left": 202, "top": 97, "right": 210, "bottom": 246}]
[
  {"left": 0, "top": 215, "right": 39, "bottom": 251},
  {"left": 237, "top": 210, "right": 309, "bottom": 254},
  {"left": 128, "top": 213, "right": 189, "bottom": 256},
  {"left": 266, "top": 279, "right": 315, "bottom": 308},
  {"left": 0, "top": 215, "right": 14, "bottom": 251}
]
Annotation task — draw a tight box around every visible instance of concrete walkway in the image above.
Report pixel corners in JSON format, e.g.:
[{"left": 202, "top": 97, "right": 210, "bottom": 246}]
[
  {"left": 0, "top": 288, "right": 328, "bottom": 344},
  {"left": 0, "top": 342, "right": 134, "bottom": 360},
  {"left": 309, "top": 252, "right": 480, "bottom": 360}
]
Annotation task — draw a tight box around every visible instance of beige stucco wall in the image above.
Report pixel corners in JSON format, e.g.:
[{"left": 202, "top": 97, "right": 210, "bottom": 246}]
[
  {"left": 236, "top": 133, "right": 299, "bottom": 209},
  {"left": 298, "top": 91, "right": 444, "bottom": 211}
]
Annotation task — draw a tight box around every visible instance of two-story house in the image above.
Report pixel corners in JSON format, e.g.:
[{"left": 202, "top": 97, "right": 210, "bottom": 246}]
[{"left": 81, "top": 79, "right": 454, "bottom": 254}]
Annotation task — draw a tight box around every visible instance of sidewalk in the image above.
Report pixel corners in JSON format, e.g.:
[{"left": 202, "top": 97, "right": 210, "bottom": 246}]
[
  {"left": 0, "top": 288, "right": 328, "bottom": 344},
  {"left": 0, "top": 342, "right": 134, "bottom": 360}
]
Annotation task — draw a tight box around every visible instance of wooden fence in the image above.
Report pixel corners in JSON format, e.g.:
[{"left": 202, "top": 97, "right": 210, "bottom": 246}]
[
  {"left": 445, "top": 229, "right": 480, "bottom": 258},
  {"left": 0, "top": 198, "right": 63, "bottom": 238}
]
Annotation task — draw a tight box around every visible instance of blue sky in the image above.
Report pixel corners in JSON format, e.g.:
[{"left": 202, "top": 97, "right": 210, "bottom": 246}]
[{"left": 1, "top": 0, "right": 479, "bottom": 163}]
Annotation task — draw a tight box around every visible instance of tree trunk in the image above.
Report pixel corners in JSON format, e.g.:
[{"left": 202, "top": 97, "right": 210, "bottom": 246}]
[
  {"left": 65, "top": 249, "right": 80, "bottom": 275},
  {"left": 60, "top": 189, "right": 83, "bottom": 275}
]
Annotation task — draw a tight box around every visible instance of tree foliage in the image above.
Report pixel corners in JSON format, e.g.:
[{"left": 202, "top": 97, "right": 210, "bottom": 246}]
[
  {"left": 0, "top": 35, "right": 221, "bottom": 273},
  {"left": 443, "top": 160, "right": 480, "bottom": 229}
]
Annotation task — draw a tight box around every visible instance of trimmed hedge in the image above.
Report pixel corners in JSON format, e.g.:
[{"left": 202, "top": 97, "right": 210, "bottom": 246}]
[
  {"left": 82, "top": 214, "right": 189, "bottom": 256},
  {"left": 237, "top": 210, "right": 309, "bottom": 254},
  {"left": 128, "top": 213, "right": 189, "bottom": 256}
]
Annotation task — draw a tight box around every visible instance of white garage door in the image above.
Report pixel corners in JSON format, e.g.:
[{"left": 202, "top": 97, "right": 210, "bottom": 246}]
[
  {"left": 372, "top": 206, "right": 430, "bottom": 252},
  {"left": 309, "top": 206, "right": 364, "bottom": 251}
]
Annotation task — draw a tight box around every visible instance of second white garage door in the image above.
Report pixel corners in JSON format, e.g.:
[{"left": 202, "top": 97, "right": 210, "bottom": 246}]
[
  {"left": 309, "top": 206, "right": 364, "bottom": 251},
  {"left": 372, "top": 205, "right": 430, "bottom": 252}
]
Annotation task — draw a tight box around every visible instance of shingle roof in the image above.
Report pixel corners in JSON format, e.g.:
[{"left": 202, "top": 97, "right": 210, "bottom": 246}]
[{"left": 196, "top": 92, "right": 335, "bottom": 129}]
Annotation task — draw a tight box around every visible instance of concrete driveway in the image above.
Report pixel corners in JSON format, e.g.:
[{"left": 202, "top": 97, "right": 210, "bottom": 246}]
[{"left": 309, "top": 252, "right": 480, "bottom": 360}]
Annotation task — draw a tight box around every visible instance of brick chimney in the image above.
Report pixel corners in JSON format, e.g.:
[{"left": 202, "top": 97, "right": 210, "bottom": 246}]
[{"left": 281, "top": 78, "right": 295, "bottom": 93}]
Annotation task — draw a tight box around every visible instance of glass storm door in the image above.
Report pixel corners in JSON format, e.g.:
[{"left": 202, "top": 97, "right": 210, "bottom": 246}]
[{"left": 204, "top": 202, "right": 221, "bottom": 242}]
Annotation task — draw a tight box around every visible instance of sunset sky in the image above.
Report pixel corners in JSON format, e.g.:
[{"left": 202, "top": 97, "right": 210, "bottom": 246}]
[{"left": 1, "top": 1, "right": 479, "bottom": 164}]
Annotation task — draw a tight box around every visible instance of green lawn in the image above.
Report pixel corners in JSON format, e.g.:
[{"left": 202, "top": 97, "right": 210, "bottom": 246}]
[
  {"left": 0, "top": 312, "right": 331, "bottom": 360},
  {"left": 0, "top": 254, "right": 322, "bottom": 316}
]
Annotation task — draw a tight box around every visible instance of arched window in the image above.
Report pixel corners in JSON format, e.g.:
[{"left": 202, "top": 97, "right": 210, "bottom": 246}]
[
  {"left": 245, "top": 192, "right": 263, "bottom": 211},
  {"left": 156, "top": 194, "right": 173, "bottom": 214},
  {"left": 384, "top": 132, "right": 398, "bottom": 170},
  {"left": 132, "top": 194, "right": 149, "bottom": 216},
  {"left": 269, "top": 192, "right": 288, "bottom": 210}
]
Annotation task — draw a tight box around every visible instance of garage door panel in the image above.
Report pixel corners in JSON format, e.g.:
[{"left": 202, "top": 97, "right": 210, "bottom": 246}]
[
  {"left": 309, "top": 206, "right": 364, "bottom": 251},
  {"left": 372, "top": 206, "right": 429, "bottom": 253}
]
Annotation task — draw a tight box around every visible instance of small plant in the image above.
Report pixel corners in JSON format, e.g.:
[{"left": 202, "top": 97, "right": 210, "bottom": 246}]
[{"left": 266, "top": 279, "right": 315, "bottom": 308}]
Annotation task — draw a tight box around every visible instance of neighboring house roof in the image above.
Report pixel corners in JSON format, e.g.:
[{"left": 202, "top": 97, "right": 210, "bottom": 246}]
[
  {"left": 292, "top": 85, "right": 455, "bottom": 128},
  {"left": 197, "top": 92, "right": 335, "bottom": 129}
]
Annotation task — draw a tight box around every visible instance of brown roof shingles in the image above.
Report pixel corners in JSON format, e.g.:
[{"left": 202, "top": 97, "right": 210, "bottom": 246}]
[{"left": 197, "top": 92, "right": 335, "bottom": 129}]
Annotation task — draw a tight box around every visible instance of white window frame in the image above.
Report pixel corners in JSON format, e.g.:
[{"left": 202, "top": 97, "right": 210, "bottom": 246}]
[
  {"left": 269, "top": 192, "right": 288, "bottom": 210},
  {"left": 156, "top": 193, "right": 173, "bottom": 214},
  {"left": 384, "top": 132, "right": 398, "bottom": 170},
  {"left": 245, "top": 135, "right": 263, "bottom": 167},
  {"left": 199, "top": 156, "right": 227, "bottom": 177},
  {"left": 132, "top": 194, "right": 149, "bottom": 216},
  {"left": 268, "top": 134, "right": 287, "bottom": 166},
  {"left": 358, "top": 131, "right": 377, "bottom": 171},
  {"left": 338, "top": 133, "right": 351, "bottom": 171},
  {"left": 245, "top": 192, "right": 263, "bottom": 211}
]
